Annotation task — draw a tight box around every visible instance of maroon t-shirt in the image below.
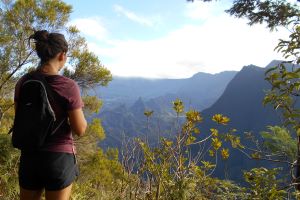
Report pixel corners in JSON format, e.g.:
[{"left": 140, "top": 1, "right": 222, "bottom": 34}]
[{"left": 14, "top": 73, "right": 84, "bottom": 154}]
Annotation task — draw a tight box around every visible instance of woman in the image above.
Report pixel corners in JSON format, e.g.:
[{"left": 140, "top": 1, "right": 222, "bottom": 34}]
[{"left": 14, "top": 30, "right": 87, "bottom": 200}]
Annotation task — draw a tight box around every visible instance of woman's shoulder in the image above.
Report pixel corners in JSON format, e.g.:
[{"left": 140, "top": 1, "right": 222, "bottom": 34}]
[
  {"left": 49, "top": 75, "right": 83, "bottom": 109},
  {"left": 47, "top": 75, "right": 80, "bottom": 96},
  {"left": 46, "top": 74, "right": 77, "bottom": 87},
  {"left": 55, "top": 75, "right": 75, "bottom": 83}
]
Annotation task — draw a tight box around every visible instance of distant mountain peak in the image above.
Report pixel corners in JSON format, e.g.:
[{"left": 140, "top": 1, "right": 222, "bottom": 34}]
[
  {"left": 130, "top": 97, "right": 147, "bottom": 116},
  {"left": 239, "top": 64, "right": 264, "bottom": 74},
  {"left": 191, "top": 72, "right": 212, "bottom": 78},
  {"left": 191, "top": 71, "right": 238, "bottom": 78},
  {"left": 132, "top": 97, "right": 145, "bottom": 107},
  {"left": 242, "top": 64, "right": 260, "bottom": 69}
]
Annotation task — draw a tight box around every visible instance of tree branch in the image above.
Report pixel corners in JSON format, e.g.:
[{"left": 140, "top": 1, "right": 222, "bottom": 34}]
[{"left": 0, "top": 50, "right": 33, "bottom": 92}]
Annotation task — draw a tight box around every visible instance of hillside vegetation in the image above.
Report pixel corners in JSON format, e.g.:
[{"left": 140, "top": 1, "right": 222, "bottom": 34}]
[{"left": 1, "top": 0, "right": 300, "bottom": 199}]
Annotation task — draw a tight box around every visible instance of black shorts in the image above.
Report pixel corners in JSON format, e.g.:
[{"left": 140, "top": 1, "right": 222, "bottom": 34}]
[{"left": 19, "top": 151, "right": 79, "bottom": 191}]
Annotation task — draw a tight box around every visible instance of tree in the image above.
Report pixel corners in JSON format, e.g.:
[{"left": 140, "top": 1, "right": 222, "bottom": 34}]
[
  {"left": 0, "top": 0, "right": 112, "bottom": 198},
  {"left": 227, "top": 0, "right": 300, "bottom": 192},
  {"left": 0, "top": 0, "right": 112, "bottom": 131},
  {"left": 244, "top": 167, "right": 286, "bottom": 199},
  {"left": 189, "top": 0, "right": 300, "bottom": 193}
]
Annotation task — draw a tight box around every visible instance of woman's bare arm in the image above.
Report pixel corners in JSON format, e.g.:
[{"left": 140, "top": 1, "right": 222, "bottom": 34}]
[{"left": 68, "top": 108, "right": 87, "bottom": 136}]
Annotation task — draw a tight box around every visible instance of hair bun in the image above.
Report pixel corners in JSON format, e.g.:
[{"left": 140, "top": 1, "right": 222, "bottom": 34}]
[
  {"left": 29, "top": 30, "right": 68, "bottom": 63},
  {"left": 31, "top": 30, "right": 49, "bottom": 42}
]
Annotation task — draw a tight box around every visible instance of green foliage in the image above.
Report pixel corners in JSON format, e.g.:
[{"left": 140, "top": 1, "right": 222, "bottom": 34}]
[
  {"left": 72, "top": 148, "right": 125, "bottom": 199},
  {"left": 2, "top": 0, "right": 300, "bottom": 198},
  {"left": 172, "top": 98, "right": 184, "bottom": 115},
  {"left": 0, "top": 0, "right": 112, "bottom": 127},
  {"left": 0, "top": 134, "right": 19, "bottom": 199},
  {"left": 144, "top": 110, "right": 154, "bottom": 118},
  {"left": 226, "top": 0, "right": 300, "bottom": 30},
  {"left": 64, "top": 47, "right": 112, "bottom": 89},
  {"left": 132, "top": 100, "right": 246, "bottom": 199},
  {"left": 210, "top": 118, "right": 243, "bottom": 159},
  {"left": 75, "top": 118, "right": 106, "bottom": 159},
  {"left": 137, "top": 136, "right": 247, "bottom": 199},
  {"left": 87, "top": 118, "right": 106, "bottom": 141},
  {"left": 264, "top": 63, "right": 300, "bottom": 128},
  {"left": 0, "top": 0, "right": 73, "bottom": 100},
  {"left": 144, "top": 109, "right": 154, "bottom": 127},
  {"left": 0, "top": 0, "right": 112, "bottom": 198},
  {"left": 82, "top": 95, "right": 103, "bottom": 115},
  {"left": 188, "top": 0, "right": 300, "bottom": 30},
  {"left": 0, "top": 98, "right": 14, "bottom": 134},
  {"left": 244, "top": 167, "right": 286, "bottom": 199},
  {"left": 197, "top": 0, "right": 300, "bottom": 193},
  {"left": 276, "top": 25, "right": 300, "bottom": 63},
  {"left": 261, "top": 126, "right": 297, "bottom": 161},
  {"left": 212, "top": 113, "right": 230, "bottom": 125}
]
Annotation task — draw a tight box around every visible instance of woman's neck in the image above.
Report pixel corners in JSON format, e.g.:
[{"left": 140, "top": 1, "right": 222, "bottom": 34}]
[{"left": 39, "top": 63, "right": 59, "bottom": 75}]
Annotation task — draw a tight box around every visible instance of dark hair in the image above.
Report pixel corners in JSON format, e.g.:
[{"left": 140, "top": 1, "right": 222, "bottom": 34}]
[{"left": 29, "top": 30, "right": 68, "bottom": 64}]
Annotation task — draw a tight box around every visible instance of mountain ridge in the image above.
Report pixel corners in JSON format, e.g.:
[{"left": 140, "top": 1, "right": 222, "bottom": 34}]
[
  {"left": 98, "top": 60, "right": 298, "bottom": 184},
  {"left": 98, "top": 70, "right": 238, "bottom": 111},
  {"left": 198, "top": 63, "right": 284, "bottom": 182}
]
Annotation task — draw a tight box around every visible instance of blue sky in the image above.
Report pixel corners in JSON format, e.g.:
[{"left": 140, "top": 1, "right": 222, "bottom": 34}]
[{"left": 64, "top": 0, "right": 297, "bottom": 78}]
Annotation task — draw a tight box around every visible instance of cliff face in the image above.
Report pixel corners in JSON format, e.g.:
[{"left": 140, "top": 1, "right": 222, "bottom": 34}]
[
  {"left": 199, "top": 64, "right": 282, "bottom": 182},
  {"left": 202, "top": 65, "right": 281, "bottom": 133}
]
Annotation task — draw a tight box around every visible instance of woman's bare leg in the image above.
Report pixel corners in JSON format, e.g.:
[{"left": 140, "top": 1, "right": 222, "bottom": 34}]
[
  {"left": 45, "top": 184, "right": 72, "bottom": 200},
  {"left": 20, "top": 187, "right": 43, "bottom": 200}
]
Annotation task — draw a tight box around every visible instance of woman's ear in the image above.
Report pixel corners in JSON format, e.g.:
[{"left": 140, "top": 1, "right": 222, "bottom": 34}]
[{"left": 58, "top": 52, "right": 65, "bottom": 61}]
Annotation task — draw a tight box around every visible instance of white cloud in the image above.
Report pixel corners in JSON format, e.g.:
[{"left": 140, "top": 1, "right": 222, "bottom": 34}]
[
  {"left": 88, "top": 13, "right": 289, "bottom": 79},
  {"left": 185, "top": 0, "right": 228, "bottom": 20},
  {"left": 113, "top": 4, "right": 154, "bottom": 27},
  {"left": 69, "top": 17, "right": 108, "bottom": 41},
  {"left": 71, "top": 2, "right": 291, "bottom": 79}
]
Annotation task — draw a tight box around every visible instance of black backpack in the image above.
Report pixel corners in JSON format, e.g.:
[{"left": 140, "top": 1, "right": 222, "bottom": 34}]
[{"left": 11, "top": 72, "right": 63, "bottom": 151}]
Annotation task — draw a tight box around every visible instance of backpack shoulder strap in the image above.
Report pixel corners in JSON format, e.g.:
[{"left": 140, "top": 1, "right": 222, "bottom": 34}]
[
  {"left": 8, "top": 73, "right": 36, "bottom": 135},
  {"left": 9, "top": 71, "right": 66, "bottom": 135},
  {"left": 28, "top": 71, "right": 56, "bottom": 104},
  {"left": 29, "top": 72, "right": 67, "bottom": 135}
]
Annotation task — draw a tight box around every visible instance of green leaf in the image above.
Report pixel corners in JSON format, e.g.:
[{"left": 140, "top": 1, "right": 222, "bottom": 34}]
[{"left": 265, "top": 66, "right": 279, "bottom": 75}]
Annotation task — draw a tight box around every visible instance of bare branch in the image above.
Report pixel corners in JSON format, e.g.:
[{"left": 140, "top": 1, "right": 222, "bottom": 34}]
[{"left": 0, "top": 50, "right": 33, "bottom": 92}]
